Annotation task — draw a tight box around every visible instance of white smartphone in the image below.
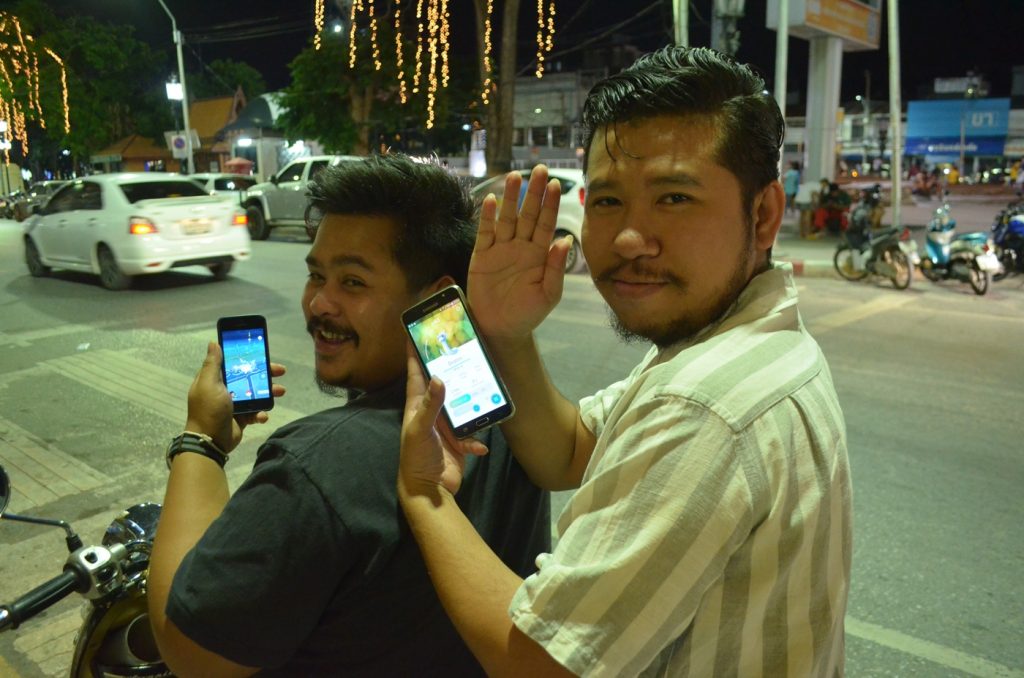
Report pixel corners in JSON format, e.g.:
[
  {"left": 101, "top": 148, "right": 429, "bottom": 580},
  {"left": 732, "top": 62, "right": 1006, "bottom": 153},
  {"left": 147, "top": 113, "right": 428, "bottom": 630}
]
[{"left": 402, "top": 285, "right": 514, "bottom": 438}]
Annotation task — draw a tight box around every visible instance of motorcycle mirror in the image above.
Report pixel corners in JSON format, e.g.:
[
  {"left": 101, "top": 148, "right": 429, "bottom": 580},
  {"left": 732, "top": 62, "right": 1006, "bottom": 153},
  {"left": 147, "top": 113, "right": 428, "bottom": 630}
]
[{"left": 0, "top": 464, "right": 10, "bottom": 515}]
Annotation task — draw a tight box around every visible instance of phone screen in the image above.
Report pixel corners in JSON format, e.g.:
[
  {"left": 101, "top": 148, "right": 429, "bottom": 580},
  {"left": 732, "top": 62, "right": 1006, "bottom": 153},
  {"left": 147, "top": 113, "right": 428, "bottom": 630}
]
[
  {"left": 217, "top": 316, "right": 274, "bottom": 413},
  {"left": 405, "top": 289, "right": 513, "bottom": 436}
]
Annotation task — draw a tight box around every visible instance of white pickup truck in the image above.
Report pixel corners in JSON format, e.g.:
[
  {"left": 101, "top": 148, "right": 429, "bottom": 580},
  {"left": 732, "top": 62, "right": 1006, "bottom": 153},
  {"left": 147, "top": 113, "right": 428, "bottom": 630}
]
[{"left": 241, "top": 155, "right": 361, "bottom": 240}]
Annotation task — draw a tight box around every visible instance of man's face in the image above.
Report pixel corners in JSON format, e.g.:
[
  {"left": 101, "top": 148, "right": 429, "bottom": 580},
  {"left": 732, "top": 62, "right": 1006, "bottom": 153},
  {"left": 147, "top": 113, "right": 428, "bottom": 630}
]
[
  {"left": 302, "top": 214, "right": 421, "bottom": 393},
  {"left": 582, "top": 115, "right": 772, "bottom": 347}
]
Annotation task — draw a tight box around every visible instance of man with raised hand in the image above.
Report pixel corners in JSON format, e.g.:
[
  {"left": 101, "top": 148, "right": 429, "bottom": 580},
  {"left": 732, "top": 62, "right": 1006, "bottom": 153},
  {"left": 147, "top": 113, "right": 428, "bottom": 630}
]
[{"left": 398, "top": 46, "right": 850, "bottom": 677}]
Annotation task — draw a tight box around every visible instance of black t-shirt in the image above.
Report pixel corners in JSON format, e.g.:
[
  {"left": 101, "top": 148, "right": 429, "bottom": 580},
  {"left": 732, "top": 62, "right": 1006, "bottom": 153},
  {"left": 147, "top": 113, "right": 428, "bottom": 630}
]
[{"left": 166, "top": 382, "right": 550, "bottom": 676}]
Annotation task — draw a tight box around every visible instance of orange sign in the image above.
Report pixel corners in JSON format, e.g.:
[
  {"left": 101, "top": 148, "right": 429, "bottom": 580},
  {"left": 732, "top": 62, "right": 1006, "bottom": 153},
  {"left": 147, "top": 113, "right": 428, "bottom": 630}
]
[{"left": 804, "top": 0, "right": 881, "bottom": 48}]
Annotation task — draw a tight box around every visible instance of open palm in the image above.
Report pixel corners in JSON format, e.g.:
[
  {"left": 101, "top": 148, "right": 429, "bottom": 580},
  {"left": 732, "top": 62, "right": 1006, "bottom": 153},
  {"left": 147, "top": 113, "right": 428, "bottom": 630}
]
[{"left": 468, "top": 165, "right": 572, "bottom": 340}]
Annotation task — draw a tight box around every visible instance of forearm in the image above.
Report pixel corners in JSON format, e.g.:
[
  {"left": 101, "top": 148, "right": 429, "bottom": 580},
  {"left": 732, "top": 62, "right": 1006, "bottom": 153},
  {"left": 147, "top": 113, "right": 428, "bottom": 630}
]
[
  {"left": 399, "top": 485, "right": 574, "bottom": 678},
  {"left": 148, "top": 454, "right": 250, "bottom": 676},
  {"left": 490, "top": 334, "right": 592, "bottom": 490}
]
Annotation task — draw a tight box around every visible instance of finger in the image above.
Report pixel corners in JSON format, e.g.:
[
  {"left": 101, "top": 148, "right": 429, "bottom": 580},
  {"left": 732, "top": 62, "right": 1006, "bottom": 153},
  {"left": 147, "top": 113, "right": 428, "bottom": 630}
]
[
  {"left": 474, "top": 194, "right": 497, "bottom": 252},
  {"left": 515, "top": 165, "right": 549, "bottom": 241},
  {"left": 543, "top": 235, "right": 570, "bottom": 302},
  {"left": 404, "top": 340, "right": 428, "bottom": 403},
  {"left": 201, "top": 342, "right": 224, "bottom": 382},
  {"left": 493, "top": 172, "right": 522, "bottom": 242},
  {"left": 532, "top": 178, "right": 562, "bottom": 246},
  {"left": 407, "top": 374, "right": 446, "bottom": 445},
  {"left": 269, "top": 362, "right": 287, "bottom": 377},
  {"left": 271, "top": 384, "right": 286, "bottom": 397},
  {"left": 439, "top": 425, "right": 489, "bottom": 457}
]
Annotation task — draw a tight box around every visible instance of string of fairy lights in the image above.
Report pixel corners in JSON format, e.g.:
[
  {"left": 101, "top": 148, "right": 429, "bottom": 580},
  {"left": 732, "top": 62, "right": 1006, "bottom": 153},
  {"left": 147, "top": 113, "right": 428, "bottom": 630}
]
[
  {"left": 321, "top": 0, "right": 555, "bottom": 129},
  {"left": 0, "top": 12, "right": 71, "bottom": 161}
]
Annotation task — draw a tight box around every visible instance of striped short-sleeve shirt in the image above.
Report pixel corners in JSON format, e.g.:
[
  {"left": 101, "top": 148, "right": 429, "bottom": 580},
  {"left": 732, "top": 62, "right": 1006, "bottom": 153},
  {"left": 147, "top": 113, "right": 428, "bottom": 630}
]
[{"left": 509, "top": 265, "right": 852, "bottom": 677}]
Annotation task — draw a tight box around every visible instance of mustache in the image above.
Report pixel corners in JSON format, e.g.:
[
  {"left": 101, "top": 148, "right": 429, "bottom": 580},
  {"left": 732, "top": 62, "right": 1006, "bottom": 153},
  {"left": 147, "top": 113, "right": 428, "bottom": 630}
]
[
  {"left": 307, "top": 317, "right": 357, "bottom": 341},
  {"left": 593, "top": 261, "right": 685, "bottom": 288}
]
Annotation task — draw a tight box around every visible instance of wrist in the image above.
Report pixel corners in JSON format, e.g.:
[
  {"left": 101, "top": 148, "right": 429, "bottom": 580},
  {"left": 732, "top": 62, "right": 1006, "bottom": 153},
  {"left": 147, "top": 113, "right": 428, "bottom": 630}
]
[{"left": 166, "top": 431, "right": 228, "bottom": 469}]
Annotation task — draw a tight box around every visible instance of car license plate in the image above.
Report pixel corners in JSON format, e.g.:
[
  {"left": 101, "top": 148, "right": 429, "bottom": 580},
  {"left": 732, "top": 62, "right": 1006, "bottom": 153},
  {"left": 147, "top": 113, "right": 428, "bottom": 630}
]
[{"left": 180, "top": 218, "right": 212, "bottom": 235}]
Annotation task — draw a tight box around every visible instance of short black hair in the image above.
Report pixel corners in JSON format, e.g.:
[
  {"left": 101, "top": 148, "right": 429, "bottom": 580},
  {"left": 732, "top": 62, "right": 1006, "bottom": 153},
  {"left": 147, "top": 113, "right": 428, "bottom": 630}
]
[
  {"left": 305, "top": 154, "right": 476, "bottom": 291},
  {"left": 581, "top": 46, "right": 784, "bottom": 212}
]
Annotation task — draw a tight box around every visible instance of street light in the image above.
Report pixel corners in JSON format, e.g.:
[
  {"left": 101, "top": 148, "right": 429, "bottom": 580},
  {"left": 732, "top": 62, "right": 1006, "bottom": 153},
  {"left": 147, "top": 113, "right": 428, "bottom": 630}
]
[{"left": 152, "top": 0, "right": 194, "bottom": 174}]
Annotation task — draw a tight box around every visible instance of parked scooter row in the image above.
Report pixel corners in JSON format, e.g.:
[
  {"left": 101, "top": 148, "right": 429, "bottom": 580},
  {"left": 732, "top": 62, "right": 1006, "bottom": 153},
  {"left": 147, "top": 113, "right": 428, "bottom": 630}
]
[
  {"left": 833, "top": 189, "right": 1002, "bottom": 296},
  {"left": 0, "top": 465, "right": 169, "bottom": 676}
]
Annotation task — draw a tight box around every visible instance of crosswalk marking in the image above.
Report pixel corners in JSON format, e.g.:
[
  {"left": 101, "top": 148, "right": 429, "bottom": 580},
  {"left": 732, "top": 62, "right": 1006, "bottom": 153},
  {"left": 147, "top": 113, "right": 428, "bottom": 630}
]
[{"left": 0, "top": 417, "right": 109, "bottom": 511}]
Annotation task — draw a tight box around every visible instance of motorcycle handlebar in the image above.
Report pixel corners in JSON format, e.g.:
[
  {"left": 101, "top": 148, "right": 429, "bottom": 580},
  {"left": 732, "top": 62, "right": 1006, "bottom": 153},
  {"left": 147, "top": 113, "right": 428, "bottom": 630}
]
[{"left": 0, "top": 568, "right": 85, "bottom": 632}]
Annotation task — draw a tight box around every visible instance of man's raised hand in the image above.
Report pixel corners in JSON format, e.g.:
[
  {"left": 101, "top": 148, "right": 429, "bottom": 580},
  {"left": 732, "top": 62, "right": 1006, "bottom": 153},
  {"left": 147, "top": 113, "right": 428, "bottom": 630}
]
[{"left": 469, "top": 165, "right": 572, "bottom": 340}]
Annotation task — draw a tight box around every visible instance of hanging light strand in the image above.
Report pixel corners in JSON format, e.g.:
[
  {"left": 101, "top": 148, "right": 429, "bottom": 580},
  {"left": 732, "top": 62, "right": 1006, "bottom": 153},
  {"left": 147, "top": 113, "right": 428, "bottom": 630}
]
[
  {"left": 440, "top": 0, "right": 450, "bottom": 89},
  {"left": 480, "top": 0, "right": 494, "bottom": 104},
  {"left": 395, "top": 6, "right": 407, "bottom": 104},
  {"left": 425, "top": 0, "right": 439, "bottom": 129},
  {"left": 413, "top": 0, "right": 425, "bottom": 93},
  {"left": 0, "top": 13, "right": 71, "bottom": 154},
  {"left": 348, "top": 0, "right": 361, "bottom": 68},
  {"left": 369, "top": 0, "right": 381, "bottom": 71},
  {"left": 42, "top": 47, "right": 70, "bottom": 133},
  {"left": 535, "top": 0, "right": 556, "bottom": 78},
  {"left": 313, "top": 0, "right": 325, "bottom": 50}
]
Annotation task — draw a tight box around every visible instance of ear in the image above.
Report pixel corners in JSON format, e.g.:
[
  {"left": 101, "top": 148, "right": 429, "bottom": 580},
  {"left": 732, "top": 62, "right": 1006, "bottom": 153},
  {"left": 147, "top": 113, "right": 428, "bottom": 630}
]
[
  {"left": 752, "top": 181, "right": 785, "bottom": 252},
  {"left": 423, "top": 274, "right": 457, "bottom": 296}
]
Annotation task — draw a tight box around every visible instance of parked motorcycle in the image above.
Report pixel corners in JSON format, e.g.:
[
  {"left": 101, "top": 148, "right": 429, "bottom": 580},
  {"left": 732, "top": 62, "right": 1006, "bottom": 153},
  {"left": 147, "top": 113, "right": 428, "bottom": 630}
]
[
  {"left": 0, "top": 464, "right": 168, "bottom": 677},
  {"left": 833, "top": 191, "right": 916, "bottom": 289},
  {"left": 991, "top": 193, "right": 1024, "bottom": 281},
  {"left": 919, "top": 199, "right": 1001, "bottom": 295}
]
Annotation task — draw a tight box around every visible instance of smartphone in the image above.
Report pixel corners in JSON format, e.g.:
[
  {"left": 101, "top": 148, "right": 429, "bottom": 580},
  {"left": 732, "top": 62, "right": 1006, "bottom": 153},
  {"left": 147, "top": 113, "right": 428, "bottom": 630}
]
[
  {"left": 403, "top": 285, "right": 514, "bottom": 438},
  {"left": 216, "top": 315, "right": 274, "bottom": 414}
]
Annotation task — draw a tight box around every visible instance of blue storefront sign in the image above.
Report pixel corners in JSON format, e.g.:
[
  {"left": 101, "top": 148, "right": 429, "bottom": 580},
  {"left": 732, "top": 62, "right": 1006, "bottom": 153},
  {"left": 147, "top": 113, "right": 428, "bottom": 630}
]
[{"left": 905, "top": 98, "right": 1010, "bottom": 156}]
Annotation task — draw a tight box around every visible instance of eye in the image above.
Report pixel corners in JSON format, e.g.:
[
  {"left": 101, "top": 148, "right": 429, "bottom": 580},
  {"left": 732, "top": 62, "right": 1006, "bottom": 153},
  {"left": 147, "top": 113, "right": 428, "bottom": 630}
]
[
  {"left": 306, "top": 271, "right": 325, "bottom": 284},
  {"left": 342, "top": 277, "right": 365, "bottom": 288},
  {"left": 659, "top": 193, "right": 689, "bottom": 205},
  {"left": 589, "top": 195, "right": 620, "bottom": 208}
]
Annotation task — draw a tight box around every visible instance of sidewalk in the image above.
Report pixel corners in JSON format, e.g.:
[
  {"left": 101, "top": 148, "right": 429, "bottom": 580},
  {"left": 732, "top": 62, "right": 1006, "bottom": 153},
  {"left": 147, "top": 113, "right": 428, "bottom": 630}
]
[{"left": 773, "top": 193, "right": 1012, "bottom": 278}]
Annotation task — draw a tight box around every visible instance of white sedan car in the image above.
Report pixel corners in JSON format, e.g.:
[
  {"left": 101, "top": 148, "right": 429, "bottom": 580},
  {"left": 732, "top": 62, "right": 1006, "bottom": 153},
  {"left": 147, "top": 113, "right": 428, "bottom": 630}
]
[
  {"left": 188, "top": 172, "right": 258, "bottom": 205},
  {"left": 23, "top": 173, "right": 251, "bottom": 290},
  {"left": 471, "top": 168, "right": 586, "bottom": 272}
]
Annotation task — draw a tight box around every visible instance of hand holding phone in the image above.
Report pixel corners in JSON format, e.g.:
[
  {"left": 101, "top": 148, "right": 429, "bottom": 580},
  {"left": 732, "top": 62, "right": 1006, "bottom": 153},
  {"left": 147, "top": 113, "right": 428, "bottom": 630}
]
[
  {"left": 217, "top": 315, "right": 275, "bottom": 414},
  {"left": 403, "top": 286, "right": 514, "bottom": 438}
]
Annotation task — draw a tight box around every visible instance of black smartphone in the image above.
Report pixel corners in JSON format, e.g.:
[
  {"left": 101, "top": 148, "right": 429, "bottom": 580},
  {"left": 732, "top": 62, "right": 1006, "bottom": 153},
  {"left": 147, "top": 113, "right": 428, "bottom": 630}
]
[
  {"left": 403, "top": 285, "right": 514, "bottom": 438},
  {"left": 216, "top": 315, "right": 274, "bottom": 414}
]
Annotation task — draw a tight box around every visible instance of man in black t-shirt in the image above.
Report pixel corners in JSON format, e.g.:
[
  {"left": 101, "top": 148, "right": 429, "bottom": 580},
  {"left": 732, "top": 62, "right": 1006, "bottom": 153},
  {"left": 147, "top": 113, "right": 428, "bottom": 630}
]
[{"left": 147, "top": 154, "right": 550, "bottom": 677}]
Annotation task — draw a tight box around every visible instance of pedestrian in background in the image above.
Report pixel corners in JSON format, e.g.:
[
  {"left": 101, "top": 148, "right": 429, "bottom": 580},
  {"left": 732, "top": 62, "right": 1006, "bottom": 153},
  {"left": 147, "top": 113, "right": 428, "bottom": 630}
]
[{"left": 783, "top": 160, "right": 801, "bottom": 214}]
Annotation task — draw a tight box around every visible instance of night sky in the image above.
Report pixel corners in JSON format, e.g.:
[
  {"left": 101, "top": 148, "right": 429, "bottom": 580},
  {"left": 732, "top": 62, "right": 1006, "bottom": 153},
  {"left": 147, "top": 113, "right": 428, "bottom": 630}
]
[{"left": 43, "top": 0, "right": 1024, "bottom": 103}]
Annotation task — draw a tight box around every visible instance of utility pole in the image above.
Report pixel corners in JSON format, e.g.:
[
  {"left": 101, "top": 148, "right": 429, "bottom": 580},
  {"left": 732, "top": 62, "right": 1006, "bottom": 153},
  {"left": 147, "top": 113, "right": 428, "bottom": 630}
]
[
  {"left": 673, "top": 0, "right": 689, "bottom": 47},
  {"left": 711, "top": 0, "right": 746, "bottom": 56},
  {"left": 154, "top": 0, "right": 194, "bottom": 174},
  {"left": 774, "top": 0, "right": 789, "bottom": 177},
  {"left": 888, "top": 0, "right": 903, "bottom": 228}
]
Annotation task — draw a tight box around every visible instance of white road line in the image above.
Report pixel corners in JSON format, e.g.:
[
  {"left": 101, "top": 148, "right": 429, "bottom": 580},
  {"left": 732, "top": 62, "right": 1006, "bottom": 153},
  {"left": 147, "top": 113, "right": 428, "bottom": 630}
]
[
  {"left": 42, "top": 349, "right": 305, "bottom": 428},
  {"left": 846, "top": 616, "right": 1024, "bottom": 677},
  {"left": 808, "top": 294, "right": 917, "bottom": 333}
]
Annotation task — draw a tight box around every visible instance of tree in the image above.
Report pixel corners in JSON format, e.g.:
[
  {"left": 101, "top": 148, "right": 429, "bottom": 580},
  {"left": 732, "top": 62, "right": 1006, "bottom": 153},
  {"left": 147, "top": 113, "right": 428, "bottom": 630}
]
[
  {"left": 8, "top": 0, "right": 172, "bottom": 175},
  {"left": 471, "top": 0, "right": 521, "bottom": 175},
  {"left": 188, "top": 59, "right": 266, "bottom": 100},
  {"left": 278, "top": 21, "right": 430, "bottom": 155}
]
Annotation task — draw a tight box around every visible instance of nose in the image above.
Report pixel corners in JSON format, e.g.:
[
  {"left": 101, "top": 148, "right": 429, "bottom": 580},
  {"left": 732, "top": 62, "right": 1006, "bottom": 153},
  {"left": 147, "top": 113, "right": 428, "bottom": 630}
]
[
  {"left": 611, "top": 211, "right": 659, "bottom": 260},
  {"left": 306, "top": 286, "right": 338, "bottom": 317}
]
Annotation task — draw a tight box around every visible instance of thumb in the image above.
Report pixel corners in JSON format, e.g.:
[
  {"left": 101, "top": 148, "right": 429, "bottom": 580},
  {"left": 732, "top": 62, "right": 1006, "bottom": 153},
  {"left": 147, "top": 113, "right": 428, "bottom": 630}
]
[
  {"left": 408, "top": 375, "right": 446, "bottom": 443},
  {"left": 200, "top": 341, "right": 224, "bottom": 383}
]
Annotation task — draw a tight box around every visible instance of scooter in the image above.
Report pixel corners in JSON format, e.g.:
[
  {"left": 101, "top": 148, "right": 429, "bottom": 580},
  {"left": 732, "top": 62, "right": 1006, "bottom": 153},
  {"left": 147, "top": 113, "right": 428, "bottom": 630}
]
[
  {"left": 0, "top": 464, "right": 168, "bottom": 677},
  {"left": 919, "top": 199, "right": 1001, "bottom": 295},
  {"left": 833, "top": 192, "right": 917, "bottom": 290},
  {"left": 991, "top": 193, "right": 1024, "bottom": 281}
]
